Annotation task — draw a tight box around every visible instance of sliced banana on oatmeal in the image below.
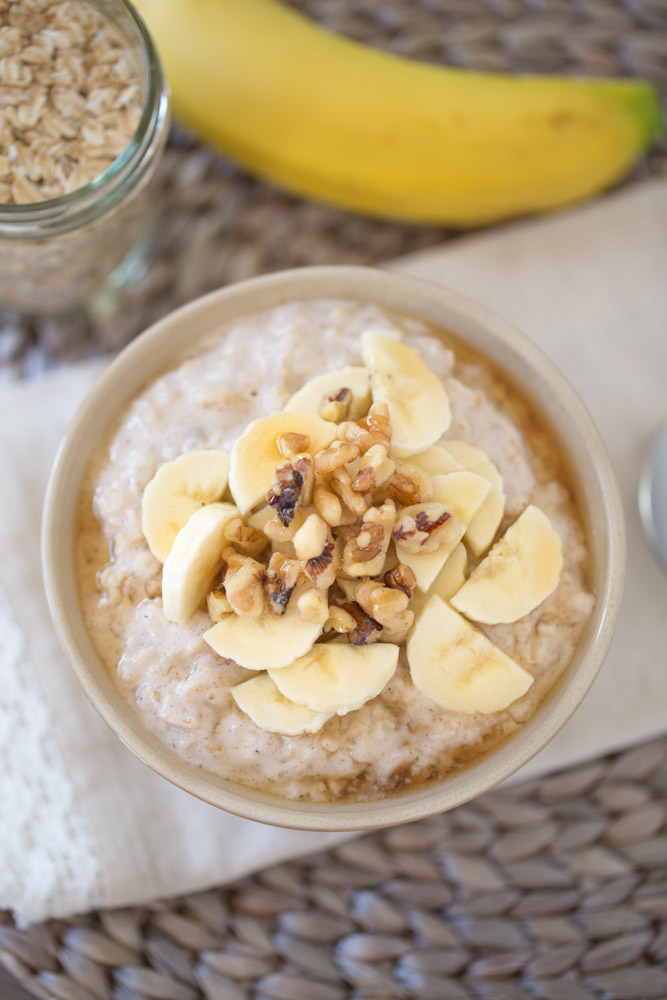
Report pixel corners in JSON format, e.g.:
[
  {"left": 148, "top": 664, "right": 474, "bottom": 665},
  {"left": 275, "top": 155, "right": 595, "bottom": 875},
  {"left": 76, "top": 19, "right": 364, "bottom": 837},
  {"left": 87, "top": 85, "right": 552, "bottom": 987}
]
[
  {"left": 407, "top": 595, "right": 534, "bottom": 715},
  {"left": 204, "top": 583, "right": 323, "bottom": 670},
  {"left": 229, "top": 411, "right": 336, "bottom": 514},
  {"left": 451, "top": 504, "right": 563, "bottom": 624},
  {"left": 361, "top": 332, "right": 451, "bottom": 458},
  {"left": 162, "top": 502, "right": 239, "bottom": 624},
  {"left": 232, "top": 674, "right": 335, "bottom": 735},
  {"left": 268, "top": 642, "right": 399, "bottom": 715},
  {"left": 142, "top": 449, "right": 231, "bottom": 562},
  {"left": 439, "top": 441, "right": 506, "bottom": 556},
  {"left": 284, "top": 366, "right": 371, "bottom": 421},
  {"left": 410, "top": 542, "right": 468, "bottom": 615},
  {"left": 432, "top": 471, "right": 493, "bottom": 531},
  {"left": 407, "top": 445, "right": 463, "bottom": 477}
]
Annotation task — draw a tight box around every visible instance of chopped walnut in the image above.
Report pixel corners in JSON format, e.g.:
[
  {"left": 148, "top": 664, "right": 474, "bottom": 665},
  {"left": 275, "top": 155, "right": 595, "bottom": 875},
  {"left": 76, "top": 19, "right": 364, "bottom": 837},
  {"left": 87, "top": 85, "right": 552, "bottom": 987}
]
[
  {"left": 386, "top": 460, "right": 434, "bottom": 506},
  {"left": 325, "top": 605, "right": 357, "bottom": 633},
  {"left": 293, "top": 512, "right": 329, "bottom": 561},
  {"left": 276, "top": 432, "right": 310, "bottom": 458},
  {"left": 342, "top": 499, "right": 396, "bottom": 577},
  {"left": 351, "top": 443, "right": 396, "bottom": 493},
  {"left": 263, "top": 507, "right": 307, "bottom": 545},
  {"left": 318, "top": 386, "right": 352, "bottom": 423},
  {"left": 207, "top": 587, "right": 233, "bottom": 623},
  {"left": 304, "top": 537, "right": 340, "bottom": 590},
  {"left": 297, "top": 587, "right": 329, "bottom": 624},
  {"left": 330, "top": 467, "right": 371, "bottom": 517},
  {"left": 223, "top": 517, "right": 267, "bottom": 558},
  {"left": 338, "top": 402, "right": 392, "bottom": 454},
  {"left": 393, "top": 503, "right": 461, "bottom": 554},
  {"left": 224, "top": 554, "right": 265, "bottom": 617},
  {"left": 341, "top": 601, "right": 382, "bottom": 645},
  {"left": 265, "top": 551, "right": 301, "bottom": 616},
  {"left": 354, "top": 580, "right": 414, "bottom": 642},
  {"left": 313, "top": 483, "right": 343, "bottom": 527},
  {"left": 266, "top": 454, "right": 314, "bottom": 525},
  {"left": 313, "top": 439, "right": 359, "bottom": 476},
  {"left": 384, "top": 564, "right": 417, "bottom": 598}
]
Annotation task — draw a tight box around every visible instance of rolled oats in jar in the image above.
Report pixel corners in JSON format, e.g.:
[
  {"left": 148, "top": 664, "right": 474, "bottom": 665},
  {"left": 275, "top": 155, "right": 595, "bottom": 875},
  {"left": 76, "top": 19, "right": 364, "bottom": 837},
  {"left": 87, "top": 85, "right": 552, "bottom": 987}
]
[{"left": 0, "top": 0, "right": 169, "bottom": 313}]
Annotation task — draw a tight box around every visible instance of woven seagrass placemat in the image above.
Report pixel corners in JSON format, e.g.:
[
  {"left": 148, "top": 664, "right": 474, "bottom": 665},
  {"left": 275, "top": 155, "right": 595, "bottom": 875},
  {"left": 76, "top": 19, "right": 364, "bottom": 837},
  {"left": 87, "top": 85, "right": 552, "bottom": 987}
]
[
  {"left": 2, "top": 738, "right": 666, "bottom": 1000},
  {"left": 2, "top": 1, "right": 666, "bottom": 998}
]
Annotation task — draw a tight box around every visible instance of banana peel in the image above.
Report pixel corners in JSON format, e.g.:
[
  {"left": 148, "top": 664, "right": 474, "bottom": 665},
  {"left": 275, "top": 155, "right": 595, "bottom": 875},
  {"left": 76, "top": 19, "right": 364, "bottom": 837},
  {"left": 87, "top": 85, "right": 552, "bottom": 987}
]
[{"left": 136, "top": 0, "right": 663, "bottom": 225}]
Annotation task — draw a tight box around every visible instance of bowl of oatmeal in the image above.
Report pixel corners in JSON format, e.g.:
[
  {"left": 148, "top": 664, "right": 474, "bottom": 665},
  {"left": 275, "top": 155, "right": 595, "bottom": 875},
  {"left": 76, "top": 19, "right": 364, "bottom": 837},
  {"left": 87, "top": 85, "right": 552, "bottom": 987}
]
[{"left": 43, "top": 266, "right": 625, "bottom": 830}]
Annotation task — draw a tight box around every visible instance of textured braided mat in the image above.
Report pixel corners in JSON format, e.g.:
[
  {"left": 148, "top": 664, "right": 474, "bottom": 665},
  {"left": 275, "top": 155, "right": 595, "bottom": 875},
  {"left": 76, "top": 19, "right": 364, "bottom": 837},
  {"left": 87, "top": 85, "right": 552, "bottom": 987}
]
[
  {"left": 2, "top": 1, "right": 667, "bottom": 997},
  {"left": 0, "top": 0, "right": 666, "bottom": 374},
  {"left": 1, "top": 738, "right": 666, "bottom": 1000}
]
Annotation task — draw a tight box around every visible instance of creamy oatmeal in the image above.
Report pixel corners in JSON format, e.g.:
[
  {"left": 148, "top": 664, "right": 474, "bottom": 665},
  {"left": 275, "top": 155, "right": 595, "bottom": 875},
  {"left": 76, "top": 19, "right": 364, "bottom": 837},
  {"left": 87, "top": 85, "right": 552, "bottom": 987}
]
[{"left": 77, "top": 300, "right": 594, "bottom": 802}]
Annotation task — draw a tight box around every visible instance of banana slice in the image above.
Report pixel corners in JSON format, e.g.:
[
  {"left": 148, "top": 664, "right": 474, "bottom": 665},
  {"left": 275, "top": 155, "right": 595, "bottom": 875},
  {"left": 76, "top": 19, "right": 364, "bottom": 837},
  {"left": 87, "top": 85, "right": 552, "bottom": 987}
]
[
  {"left": 284, "top": 366, "right": 371, "bottom": 421},
  {"left": 229, "top": 411, "right": 336, "bottom": 514},
  {"left": 232, "top": 674, "right": 334, "bottom": 735},
  {"left": 411, "top": 542, "right": 468, "bottom": 616},
  {"left": 407, "top": 445, "right": 463, "bottom": 477},
  {"left": 408, "top": 595, "right": 534, "bottom": 714},
  {"left": 439, "top": 441, "right": 505, "bottom": 556},
  {"left": 432, "top": 471, "right": 492, "bottom": 531},
  {"left": 395, "top": 516, "right": 464, "bottom": 592},
  {"left": 142, "top": 449, "right": 231, "bottom": 562},
  {"left": 361, "top": 332, "right": 451, "bottom": 457},
  {"left": 162, "top": 502, "right": 239, "bottom": 624},
  {"left": 451, "top": 504, "right": 563, "bottom": 624},
  {"left": 269, "top": 642, "right": 399, "bottom": 715},
  {"left": 204, "top": 583, "right": 322, "bottom": 669}
]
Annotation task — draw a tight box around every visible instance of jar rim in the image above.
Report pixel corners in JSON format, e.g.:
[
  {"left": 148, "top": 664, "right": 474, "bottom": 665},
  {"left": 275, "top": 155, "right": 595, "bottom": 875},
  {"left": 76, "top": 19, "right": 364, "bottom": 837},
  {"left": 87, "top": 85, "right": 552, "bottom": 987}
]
[{"left": 0, "top": 0, "right": 169, "bottom": 235}]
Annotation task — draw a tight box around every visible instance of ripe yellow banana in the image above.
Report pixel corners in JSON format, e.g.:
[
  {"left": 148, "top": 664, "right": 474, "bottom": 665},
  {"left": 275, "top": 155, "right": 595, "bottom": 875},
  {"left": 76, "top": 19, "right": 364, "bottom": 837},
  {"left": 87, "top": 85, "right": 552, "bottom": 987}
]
[{"left": 136, "top": 0, "right": 662, "bottom": 224}]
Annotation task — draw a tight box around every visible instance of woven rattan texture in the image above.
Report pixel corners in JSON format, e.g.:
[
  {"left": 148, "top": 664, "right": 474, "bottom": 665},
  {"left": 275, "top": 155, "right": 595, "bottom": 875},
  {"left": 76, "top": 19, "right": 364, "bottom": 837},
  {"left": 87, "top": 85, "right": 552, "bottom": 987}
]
[
  {"left": 2, "top": 738, "right": 666, "bottom": 1000},
  {"left": 0, "top": 0, "right": 666, "bottom": 375}
]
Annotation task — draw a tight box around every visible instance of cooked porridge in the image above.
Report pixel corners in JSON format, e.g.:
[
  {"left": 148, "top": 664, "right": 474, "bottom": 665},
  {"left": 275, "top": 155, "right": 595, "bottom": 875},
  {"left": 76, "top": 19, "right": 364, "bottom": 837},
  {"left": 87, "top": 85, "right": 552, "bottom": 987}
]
[{"left": 77, "top": 299, "right": 594, "bottom": 802}]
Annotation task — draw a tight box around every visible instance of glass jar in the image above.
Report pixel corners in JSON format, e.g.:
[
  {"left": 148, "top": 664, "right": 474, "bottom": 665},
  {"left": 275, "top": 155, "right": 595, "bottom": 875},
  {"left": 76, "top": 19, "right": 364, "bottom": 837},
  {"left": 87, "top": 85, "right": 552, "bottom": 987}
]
[{"left": 0, "top": 0, "right": 170, "bottom": 314}]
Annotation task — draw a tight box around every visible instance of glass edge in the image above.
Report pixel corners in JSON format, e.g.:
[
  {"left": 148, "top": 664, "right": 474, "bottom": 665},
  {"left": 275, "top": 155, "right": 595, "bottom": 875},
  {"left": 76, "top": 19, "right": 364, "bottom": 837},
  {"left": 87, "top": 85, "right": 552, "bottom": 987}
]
[{"left": 0, "top": 0, "right": 167, "bottom": 229}]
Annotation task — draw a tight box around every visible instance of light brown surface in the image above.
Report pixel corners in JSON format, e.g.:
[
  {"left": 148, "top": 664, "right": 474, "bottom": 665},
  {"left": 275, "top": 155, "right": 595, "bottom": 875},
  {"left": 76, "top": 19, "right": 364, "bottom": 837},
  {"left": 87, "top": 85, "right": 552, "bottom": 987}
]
[{"left": 0, "top": 968, "right": 31, "bottom": 1000}]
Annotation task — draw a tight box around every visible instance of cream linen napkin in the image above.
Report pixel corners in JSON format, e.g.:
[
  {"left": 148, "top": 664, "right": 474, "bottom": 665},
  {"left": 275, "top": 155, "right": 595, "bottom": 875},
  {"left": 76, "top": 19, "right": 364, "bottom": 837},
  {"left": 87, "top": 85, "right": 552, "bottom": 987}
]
[{"left": 1, "top": 179, "right": 666, "bottom": 928}]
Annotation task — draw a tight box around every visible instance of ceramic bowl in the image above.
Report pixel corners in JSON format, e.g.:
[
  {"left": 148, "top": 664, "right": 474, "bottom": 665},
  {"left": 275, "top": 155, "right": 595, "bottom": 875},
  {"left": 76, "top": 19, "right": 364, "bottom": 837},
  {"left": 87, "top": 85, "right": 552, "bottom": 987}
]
[{"left": 43, "top": 266, "right": 625, "bottom": 831}]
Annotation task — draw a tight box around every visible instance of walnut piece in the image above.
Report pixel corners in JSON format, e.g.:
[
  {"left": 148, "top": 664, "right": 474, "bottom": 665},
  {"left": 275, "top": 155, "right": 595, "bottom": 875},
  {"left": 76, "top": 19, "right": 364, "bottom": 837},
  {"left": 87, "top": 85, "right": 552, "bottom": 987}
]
[
  {"left": 354, "top": 580, "right": 414, "bottom": 642},
  {"left": 207, "top": 588, "right": 233, "bottom": 623},
  {"left": 386, "top": 460, "right": 434, "bottom": 506},
  {"left": 351, "top": 443, "right": 396, "bottom": 493},
  {"left": 276, "top": 432, "right": 310, "bottom": 458},
  {"left": 393, "top": 503, "right": 460, "bottom": 554},
  {"left": 339, "top": 402, "right": 392, "bottom": 454},
  {"left": 297, "top": 588, "right": 329, "bottom": 624},
  {"left": 266, "top": 454, "right": 314, "bottom": 525},
  {"left": 384, "top": 564, "right": 417, "bottom": 598},
  {"left": 341, "top": 601, "right": 382, "bottom": 645},
  {"left": 304, "top": 537, "right": 340, "bottom": 590},
  {"left": 265, "top": 552, "right": 301, "bottom": 616},
  {"left": 318, "top": 387, "right": 352, "bottom": 423},
  {"left": 330, "top": 467, "right": 371, "bottom": 517},
  {"left": 314, "top": 439, "right": 359, "bottom": 476},
  {"left": 293, "top": 512, "right": 329, "bottom": 561},
  {"left": 224, "top": 554, "right": 265, "bottom": 617},
  {"left": 342, "top": 499, "right": 396, "bottom": 577},
  {"left": 325, "top": 605, "right": 357, "bottom": 633},
  {"left": 313, "top": 483, "right": 344, "bottom": 527},
  {"left": 223, "top": 517, "right": 267, "bottom": 558}
]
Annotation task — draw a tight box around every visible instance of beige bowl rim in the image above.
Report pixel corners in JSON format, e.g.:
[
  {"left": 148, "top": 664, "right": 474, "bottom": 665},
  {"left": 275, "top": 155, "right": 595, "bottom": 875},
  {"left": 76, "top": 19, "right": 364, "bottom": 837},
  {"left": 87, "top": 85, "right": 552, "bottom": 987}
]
[{"left": 42, "top": 265, "right": 626, "bottom": 831}]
